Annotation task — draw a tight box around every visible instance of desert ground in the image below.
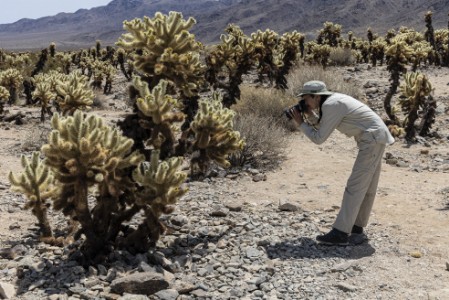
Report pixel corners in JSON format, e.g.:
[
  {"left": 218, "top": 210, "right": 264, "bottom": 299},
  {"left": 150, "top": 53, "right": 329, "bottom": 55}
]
[{"left": 0, "top": 64, "right": 448, "bottom": 299}]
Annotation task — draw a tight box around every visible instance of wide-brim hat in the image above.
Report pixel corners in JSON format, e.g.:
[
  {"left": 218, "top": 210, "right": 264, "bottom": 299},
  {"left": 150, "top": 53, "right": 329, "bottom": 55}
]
[{"left": 297, "top": 80, "right": 333, "bottom": 96}]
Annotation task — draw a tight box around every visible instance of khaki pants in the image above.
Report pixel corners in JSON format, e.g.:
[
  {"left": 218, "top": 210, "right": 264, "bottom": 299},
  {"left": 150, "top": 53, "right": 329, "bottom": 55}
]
[{"left": 333, "top": 142, "right": 386, "bottom": 233}]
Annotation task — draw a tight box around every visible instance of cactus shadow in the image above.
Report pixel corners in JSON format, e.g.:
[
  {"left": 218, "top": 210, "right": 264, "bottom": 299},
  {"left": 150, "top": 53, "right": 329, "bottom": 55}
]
[{"left": 262, "top": 236, "right": 375, "bottom": 260}]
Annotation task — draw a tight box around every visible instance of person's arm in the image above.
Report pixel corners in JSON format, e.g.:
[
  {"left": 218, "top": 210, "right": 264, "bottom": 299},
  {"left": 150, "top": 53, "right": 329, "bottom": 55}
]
[{"left": 297, "top": 100, "right": 345, "bottom": 144}]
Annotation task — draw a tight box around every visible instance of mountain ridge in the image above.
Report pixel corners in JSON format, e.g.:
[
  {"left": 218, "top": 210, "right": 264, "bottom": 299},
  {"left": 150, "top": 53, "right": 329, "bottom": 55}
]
[{"left": 0, "top": 0, "right": 448, "bottom": 50}]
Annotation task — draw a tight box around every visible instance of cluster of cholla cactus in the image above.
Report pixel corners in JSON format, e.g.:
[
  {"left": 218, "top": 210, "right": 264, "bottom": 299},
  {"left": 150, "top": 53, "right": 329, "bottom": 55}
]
[
  {"left": 116, "top": 11, "right": 206, "bottom": 156},
  {"left": 251, "top": 29, "right": 304, "bottom": 89},
  {"left": 88, "top": 60, "right": 117, "bottom": 94},
  {"left": 205, "top": 27, "right": 257, "bottom": 107},
  {"left": 397, "top": 72, "right": 435, "bottom": 140},
  {"left": 117, "top": 11, "right": 204, "bottom": 99},
  {"left": 205, "top": 24, "right": 302, "bottom": 106},
  {"left": 8, "top": 110, "right": 191, "bottom": 259},
  {"left": 0, "top": 68, "right": 23, "bottom": 104},
  {"left": 190, "top": 92, "right": 244, "bottom": 173},
  {"left": 31, "top": 70, "right": 94, "bottom": 121}
]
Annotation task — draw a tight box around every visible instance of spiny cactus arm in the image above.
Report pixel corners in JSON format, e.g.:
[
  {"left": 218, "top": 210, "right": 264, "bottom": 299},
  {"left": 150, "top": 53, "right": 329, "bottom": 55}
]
[
  {"left": 133, "top": 150, "right": 188, "bottom": 210},
  {"left": 134, "top": 78, "right": 183, "bottom": 124},
  {"left": 8, "top": 152, "right": 58, "bottom": 237},
  {"left": 55, "top": 72, "right": 94, "bottom": 115},
  {"left": 190, "top": 93, "right": 244, "bottom": 170},
  {"left": 0, "top": 85, "right": 10, "bottom": 98}
]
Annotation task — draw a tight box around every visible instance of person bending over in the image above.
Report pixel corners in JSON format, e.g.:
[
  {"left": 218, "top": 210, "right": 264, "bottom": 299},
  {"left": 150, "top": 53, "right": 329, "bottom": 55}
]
[{"left": 288, "top": 80, "right": 394, "bottom": 245}]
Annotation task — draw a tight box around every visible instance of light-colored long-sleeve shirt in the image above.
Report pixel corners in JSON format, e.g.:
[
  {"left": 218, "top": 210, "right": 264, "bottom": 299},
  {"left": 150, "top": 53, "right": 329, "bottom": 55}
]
[{"left": 299, "top": 93, "right": 395, "bottom": 146}]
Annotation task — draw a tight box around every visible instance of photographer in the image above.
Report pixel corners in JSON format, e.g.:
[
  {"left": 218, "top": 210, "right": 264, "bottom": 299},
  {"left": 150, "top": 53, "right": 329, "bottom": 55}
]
[{"left": 288, "top": 81, "right": 394, "bottom": 245}]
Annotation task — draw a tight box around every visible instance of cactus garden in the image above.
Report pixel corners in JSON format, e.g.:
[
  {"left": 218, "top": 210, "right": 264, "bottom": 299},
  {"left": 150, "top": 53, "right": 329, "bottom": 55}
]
[{"left": 0, "top": 9, "right": 448, "bottom": 300}]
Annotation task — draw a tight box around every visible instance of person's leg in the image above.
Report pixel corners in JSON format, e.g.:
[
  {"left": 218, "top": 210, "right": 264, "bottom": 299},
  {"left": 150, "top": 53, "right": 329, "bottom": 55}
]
[
  {"left": 332, "top": 143, "right": 385, "bottom": 233},
  {"left": 354, "top": 144, "right": 385, "bottom": 228}
]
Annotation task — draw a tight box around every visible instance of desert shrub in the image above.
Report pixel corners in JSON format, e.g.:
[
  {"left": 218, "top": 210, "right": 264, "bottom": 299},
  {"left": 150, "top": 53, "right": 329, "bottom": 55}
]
[
  {"left": 21, "top": 124, "right": 51, "bottom": 152},
  {"left": 229, "top": 113, "right": 289, "bottom": 170},
  {"left": 232, "top": 85, "right": 296, "bottom": 130},
  {"left": 286, "top": 65, "right": 363, "bottom": 100},
  {"left": 329, "top": 47, "right": 356, "bottom": 66}
]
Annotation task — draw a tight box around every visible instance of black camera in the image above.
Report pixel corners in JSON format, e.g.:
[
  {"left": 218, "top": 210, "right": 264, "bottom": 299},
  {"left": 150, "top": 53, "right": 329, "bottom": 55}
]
[{"left": 284, "top": 99, "right": 307, "bottom": 120}]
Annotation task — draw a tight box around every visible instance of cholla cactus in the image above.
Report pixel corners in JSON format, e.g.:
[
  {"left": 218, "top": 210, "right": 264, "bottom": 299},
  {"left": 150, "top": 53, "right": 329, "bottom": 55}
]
[
  {"left": 0, "top": 68, "right": 23, "bottom": 104},
  {"left": 0, "top": 86, "right": 9, "bottom": 115},
  {"left": 32, "top": 80, "right": 56, "bottom": 122},
  {"left": 252, "top": 29, "right": 279, "bottom": 84},
  {"left": 134, "top": 78, "right": 184, "bottom": 157},
  {"left": 117, "top": 48, "right": 132, "bottom": 81},
  {"left": 434, "top": 29, "right": 449, "bottom": 66},
  {"left": 190, "top": 93, "right": 244, "bottom": 174},
  {"left": 9, "top": 152, "right": 58, "bottom": 239},
  {"left": 384, "top": 41, "right": 414, "bottom": 124},
  {"left": 399, "top": 72, "right": 435, "bottom": 140},
  {"left": 305, "top": 42, "right": 332, "bottom": 67},
  {"left": 317, "top": 22, "right": 342, "bottom": 47},
  {"left": 274, "top": 31, "right": 302, "bottom": 89},
  {"left": 103, "top": 64, "right": 117, "bottom": 95},
  {"left": 205, "top": 32, "right": 257, "bottom": 107},
  {"left": 41, "top": 111, "right": 144, "bottom": 256},
  {"left": 370, "top": 39, "right": 387, "bottom": 66},
  {"left": 117, "top": 11, "right": 204, "bottom": 98},
  {"left": 55, "top": 71, "right": 94, "bottom": 115},
  {"left": 424, "top": 11, "right": 436, "bottom": 50},
  {"left": 126, "top": 150, "right": 187, "bottom": 249}
]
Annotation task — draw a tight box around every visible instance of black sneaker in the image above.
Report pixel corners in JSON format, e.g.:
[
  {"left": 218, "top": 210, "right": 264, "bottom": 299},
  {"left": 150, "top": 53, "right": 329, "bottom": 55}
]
[
  {"left": 351, "top": 225, "right": 364, "bottom": 235},
  {"left": 316, "top": 228, "right": 349, "bottom": 246}
]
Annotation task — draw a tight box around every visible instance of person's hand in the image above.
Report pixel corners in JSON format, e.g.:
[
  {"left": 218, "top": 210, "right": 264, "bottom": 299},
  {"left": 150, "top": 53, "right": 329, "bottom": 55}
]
[{"left": 290, "top": 107, "right": 304, "bottom": 126}]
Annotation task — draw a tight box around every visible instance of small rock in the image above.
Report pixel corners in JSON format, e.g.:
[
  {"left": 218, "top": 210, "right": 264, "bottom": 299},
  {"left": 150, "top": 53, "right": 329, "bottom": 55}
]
[
  {"left": 153, "top": 289, "right": 179, "bottom": 300},
  {"left": 0, "top": 282, "right": 16, "bottom": 299},
  {"left": 409, "top": 250, "right": 422, "bottom": 258},
  {"left": 210, "top": 206, "right": 229, "bottom": 217},
  {"left": 252, "top": 174, "right": 267, "bottom": 182},
  {"left": 225, "top": 202, "right": 242, "bottom": 212},
  {"left": 335, "top": 282, "right": 358, "bottom": 292},
  {"left": 279, "top": 202, "right": 299, "bottom": 212}
]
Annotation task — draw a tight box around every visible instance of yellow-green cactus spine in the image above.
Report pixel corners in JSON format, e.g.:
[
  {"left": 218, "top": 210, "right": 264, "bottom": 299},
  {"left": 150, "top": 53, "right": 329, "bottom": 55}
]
[
  {"left": 55, "top": 71, "right": 94, "bottom": 115},
  {"left": 133, "top": 77, "right": 184, "bottom": 157},
  {"left": 125, "top": 150, "right": 187, "bottom": 249},
  {"left": 190, "top": 93, "right": 244, "bottom": 174},
  {"left": 9, "top": 152, "right": 58, "bottom": 239}
]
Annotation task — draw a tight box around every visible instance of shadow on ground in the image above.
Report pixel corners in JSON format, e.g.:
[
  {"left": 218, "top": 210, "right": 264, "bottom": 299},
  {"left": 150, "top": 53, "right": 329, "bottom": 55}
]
[{"left": 263, "top": 236, "right": 375, "bottom": 260}]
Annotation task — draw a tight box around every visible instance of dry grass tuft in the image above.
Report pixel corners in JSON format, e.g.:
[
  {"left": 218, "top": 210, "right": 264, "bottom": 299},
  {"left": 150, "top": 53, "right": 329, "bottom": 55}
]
[
  {"left": 230, "top": 113, "right": 289, "bottom": 170},
  {"left": 329, "top": 48, "right": 356, "bottom": 66},
  {"left": 286, "top": 64, "right": 363, "bottom": 100},
  {"left": 21, "top": 124, "right": 51, "bottom": 152}
]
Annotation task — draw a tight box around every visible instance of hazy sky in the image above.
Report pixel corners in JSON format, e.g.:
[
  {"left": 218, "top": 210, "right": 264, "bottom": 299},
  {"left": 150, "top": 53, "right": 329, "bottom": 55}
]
[{"left": 0, "top": 0, "right": 112, "bottom": 24}]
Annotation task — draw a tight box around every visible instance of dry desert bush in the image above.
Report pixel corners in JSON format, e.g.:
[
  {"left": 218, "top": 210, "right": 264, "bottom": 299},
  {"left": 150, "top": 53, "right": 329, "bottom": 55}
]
[
  {"left": 286, "top": 64, "right": 363, "bottom": 100},
  {"left": 329, "top": 47, "right": 356, "bottom": 66},
  {"left": 230, "top": 112, "right": 289, "bottom": 169}
]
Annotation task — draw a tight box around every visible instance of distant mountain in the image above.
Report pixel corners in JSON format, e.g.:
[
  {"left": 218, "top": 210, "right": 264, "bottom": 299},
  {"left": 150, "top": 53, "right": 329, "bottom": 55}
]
[{"left": 0, "top": 0, "right": 448, "bottom": 50}]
